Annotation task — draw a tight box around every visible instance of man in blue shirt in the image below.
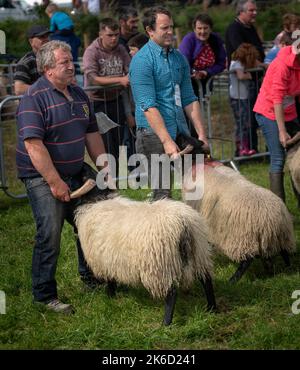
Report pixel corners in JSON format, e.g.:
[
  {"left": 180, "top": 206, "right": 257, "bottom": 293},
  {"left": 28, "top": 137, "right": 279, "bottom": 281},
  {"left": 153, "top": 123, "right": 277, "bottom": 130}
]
[
  {"left": 129, "top": 6, "right": 208, "bottom": 200},
  {"left": 17, "top": 40, "right": 107, "bottom": 314},
  {"left": 46, "top": 3, "right": 81, "bottom": 66}
]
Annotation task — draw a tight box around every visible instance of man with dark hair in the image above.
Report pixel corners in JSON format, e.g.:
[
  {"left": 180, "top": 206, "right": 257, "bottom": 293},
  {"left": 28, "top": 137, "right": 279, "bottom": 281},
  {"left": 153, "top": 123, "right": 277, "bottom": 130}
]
[
  {"left": 225, "top": 0, "right": 265, "bottom": 155},
  {"left": 14, "top": 25, "right": 51, "bottom": 95},
  {"left": 118, "top": 6, "right": 139, "bottom": 53},
  {"left": 83, "top": 18, "right": 133, "bottom": 166},
  {"left": 16, "top": 40, "right": 108, "bottom": 314},
  {"left": 130, "top": 6, "right": 208, "bottom": 200}
]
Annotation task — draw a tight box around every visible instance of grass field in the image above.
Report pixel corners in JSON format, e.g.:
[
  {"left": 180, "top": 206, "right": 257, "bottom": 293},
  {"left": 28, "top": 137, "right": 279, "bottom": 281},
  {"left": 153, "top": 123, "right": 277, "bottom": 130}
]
[{"left": 1, "top": 157, "right": 300, "bottom": 350}]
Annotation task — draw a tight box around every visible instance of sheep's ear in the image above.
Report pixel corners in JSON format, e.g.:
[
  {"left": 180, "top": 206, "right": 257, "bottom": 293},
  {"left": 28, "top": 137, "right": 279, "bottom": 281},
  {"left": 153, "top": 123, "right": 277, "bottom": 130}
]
[{"left": 70, "top": 179, "right": 97, "bottom": 199}]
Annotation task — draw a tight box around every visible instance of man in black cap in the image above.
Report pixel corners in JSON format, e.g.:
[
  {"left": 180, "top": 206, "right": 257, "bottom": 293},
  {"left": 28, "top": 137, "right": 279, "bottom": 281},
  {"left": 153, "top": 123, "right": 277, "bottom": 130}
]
[{"left": 14, "top": 25, "right": 52, "bottom": 95}]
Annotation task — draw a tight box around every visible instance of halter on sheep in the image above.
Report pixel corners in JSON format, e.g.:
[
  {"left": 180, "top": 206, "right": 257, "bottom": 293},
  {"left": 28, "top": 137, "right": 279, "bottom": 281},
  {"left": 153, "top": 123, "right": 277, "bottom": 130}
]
[
  {"left": 181, "top": 136, "right": 295, "bottom": 283},
  {"left": 70, "top": 161, "right": 216, "bottom": 326}
]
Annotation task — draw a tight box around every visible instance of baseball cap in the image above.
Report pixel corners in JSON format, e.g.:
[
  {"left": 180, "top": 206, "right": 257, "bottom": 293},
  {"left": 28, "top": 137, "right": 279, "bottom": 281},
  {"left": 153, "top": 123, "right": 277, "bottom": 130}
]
[{"left": 27, "top": 25, "right": 52, "bottom": 39}]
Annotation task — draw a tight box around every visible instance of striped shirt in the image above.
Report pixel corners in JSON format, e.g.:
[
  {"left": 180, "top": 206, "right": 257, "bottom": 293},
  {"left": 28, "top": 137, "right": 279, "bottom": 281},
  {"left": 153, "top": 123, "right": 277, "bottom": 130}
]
[
  {"left": 129, "top": 40, "right": 197, "bottom": 140},
  {"left": 14, "top": 51, "right": 39, "bottom": 85},
  {"left": 16, "top": 75, "right": 98, "bottom": 178}
]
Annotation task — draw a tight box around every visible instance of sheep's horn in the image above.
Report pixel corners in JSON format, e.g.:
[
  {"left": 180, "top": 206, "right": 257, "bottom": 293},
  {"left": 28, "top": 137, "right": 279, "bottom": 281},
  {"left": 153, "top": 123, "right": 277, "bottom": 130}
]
[
  {"left": 70, "top": 179, "right": 97, "bottom": 199},
  {"left": 171, "top": 144, "right": 194, "bottom": 159},
  {"left": 287, "top": 132, "right": 300, "bottom": 147}
]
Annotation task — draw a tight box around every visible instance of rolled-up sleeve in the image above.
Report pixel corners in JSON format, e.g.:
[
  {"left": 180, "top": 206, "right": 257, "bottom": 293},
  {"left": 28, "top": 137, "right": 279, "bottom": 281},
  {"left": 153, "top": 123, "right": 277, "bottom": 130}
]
[
  {"left": 180, "top": 56, "right": 198, "bottom": 108},
  {"left": 129, "top": 54, "right": 158, "bottom": 112}
]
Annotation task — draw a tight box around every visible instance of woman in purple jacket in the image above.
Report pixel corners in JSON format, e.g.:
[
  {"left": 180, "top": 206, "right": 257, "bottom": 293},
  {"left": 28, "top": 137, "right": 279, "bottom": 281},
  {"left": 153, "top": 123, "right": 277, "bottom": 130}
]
[{"left": 179, "top": 13, "right": 226, "bottom": 96}]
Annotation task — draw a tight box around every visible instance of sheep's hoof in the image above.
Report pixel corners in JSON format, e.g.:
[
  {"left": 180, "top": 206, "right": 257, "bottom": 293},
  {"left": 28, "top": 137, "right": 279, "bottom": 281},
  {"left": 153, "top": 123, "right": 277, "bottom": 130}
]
[
  {"left": 163, "top": 286, "right": 177, "bottom": 326},
  {"left": 106, "top": 280, "right": 117, "bottom": 297},
  {"left": 229, "top": 258, "right": 253, "bottom": 283},
  {"left": 200, "top": 274, "right": 217, "bottom": 312}
]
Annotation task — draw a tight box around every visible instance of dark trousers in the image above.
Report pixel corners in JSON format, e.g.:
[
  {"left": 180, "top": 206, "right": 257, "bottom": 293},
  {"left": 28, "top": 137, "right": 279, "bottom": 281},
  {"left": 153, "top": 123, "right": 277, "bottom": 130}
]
[
  {"left": 136, "top": 128, "right": 172, "bottom": 200},
  {"left": 94, "top": 99, "right": 126, "bottom": 167},
  {"left": 230, "top": 98, "right": 251, "bottom": 153},
  {"left": 23, "top": 175, "right": 92, "bottom": 303}
]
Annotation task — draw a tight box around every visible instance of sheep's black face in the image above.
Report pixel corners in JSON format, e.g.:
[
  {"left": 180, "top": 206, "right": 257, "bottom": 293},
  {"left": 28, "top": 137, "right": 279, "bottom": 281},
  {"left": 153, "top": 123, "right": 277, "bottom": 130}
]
[
  {"left": 74, "top": 162, "right": 117, "bottom": 204},
  {"left": 80, "top": 186, "right": 117, "bottom": 204},
  {"left": 176, "top": 133, "right": 207, "bottom": 159}
]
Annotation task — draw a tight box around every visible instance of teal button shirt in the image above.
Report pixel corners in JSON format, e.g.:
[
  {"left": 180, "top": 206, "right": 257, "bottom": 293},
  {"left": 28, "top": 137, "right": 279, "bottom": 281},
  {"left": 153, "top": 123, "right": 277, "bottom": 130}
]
[{"left": 129, "top": 40, "right": 198, "bottom": 140}]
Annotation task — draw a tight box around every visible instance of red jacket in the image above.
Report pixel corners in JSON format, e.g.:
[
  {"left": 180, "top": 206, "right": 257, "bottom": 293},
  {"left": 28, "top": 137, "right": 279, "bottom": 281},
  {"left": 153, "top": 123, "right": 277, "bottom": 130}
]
[{"left": 254, "top": 46, "right": 300, "bottom": 121}]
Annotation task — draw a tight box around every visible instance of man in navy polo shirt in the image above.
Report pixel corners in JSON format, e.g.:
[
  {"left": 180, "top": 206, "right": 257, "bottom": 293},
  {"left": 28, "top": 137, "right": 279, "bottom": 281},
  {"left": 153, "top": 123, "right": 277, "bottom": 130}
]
[{"left": 16, "top": 40, "right": 107, "bottom": 314}]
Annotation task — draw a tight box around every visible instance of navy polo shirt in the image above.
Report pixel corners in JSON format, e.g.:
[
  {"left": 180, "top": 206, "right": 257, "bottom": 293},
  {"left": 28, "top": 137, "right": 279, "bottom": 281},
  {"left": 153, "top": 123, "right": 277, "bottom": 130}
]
[{"left": 16, "top": 76, "right": 98, "bottom": 178}]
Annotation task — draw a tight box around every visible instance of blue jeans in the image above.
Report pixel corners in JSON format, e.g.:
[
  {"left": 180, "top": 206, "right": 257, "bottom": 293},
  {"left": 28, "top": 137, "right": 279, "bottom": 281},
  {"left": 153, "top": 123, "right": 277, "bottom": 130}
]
[
  {"left": 256, "top": 113, "right": 285, "bottom": 173},
  {"left": 23, "top": 175, "right": 92, "bottom": 303}
]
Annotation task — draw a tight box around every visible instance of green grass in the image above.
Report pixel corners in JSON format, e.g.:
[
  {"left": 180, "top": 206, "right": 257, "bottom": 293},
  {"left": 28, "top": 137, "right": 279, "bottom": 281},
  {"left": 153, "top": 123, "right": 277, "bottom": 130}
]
[{"left": 1, "top": 160, "right": 300, "bottom": 349}]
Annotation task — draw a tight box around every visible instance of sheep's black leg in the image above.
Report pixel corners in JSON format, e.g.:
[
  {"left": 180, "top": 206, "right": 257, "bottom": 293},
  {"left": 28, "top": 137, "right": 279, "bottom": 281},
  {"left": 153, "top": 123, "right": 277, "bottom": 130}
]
[
  {"left": 229, "top": 257, "right": 253, "bottom": 283},
  {"left": 200, "top": 274, "right": 217, "bottom": 312},
  {"left": 106, "top": 279, "right": 117, "bottom": 297},
  {"left": 291, "top": 179, "right": 300, "bottom": 209},
  {"left": 280, "top": 250, "right": 291, "bottom": 267},
  {"left": 262, "top": 257, "right": 274, "bottom": 275},
  {"left": 163, "top": 286, "right": 177, "bottom": 326}
]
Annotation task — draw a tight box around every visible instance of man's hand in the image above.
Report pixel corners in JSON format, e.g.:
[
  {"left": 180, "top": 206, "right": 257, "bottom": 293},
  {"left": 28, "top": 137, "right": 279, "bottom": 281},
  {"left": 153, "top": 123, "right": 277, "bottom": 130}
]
[
  {"left": 162, "top": 138, "right": 180, "bottom": 158},
  {"left": 119, "top": 75, "right": 130, "bottom": 87},
  {"left": 198, "top": 134, "right": 210, "bottom": 153},
  {"left": 49, "top": 178, "right": 71, "bottom": 202},
  {"left": 192, "top": 70, "right": 208, "bottom": 80},
  {"left": 279, "top": 129, "right": 291, "bottom": 149}
]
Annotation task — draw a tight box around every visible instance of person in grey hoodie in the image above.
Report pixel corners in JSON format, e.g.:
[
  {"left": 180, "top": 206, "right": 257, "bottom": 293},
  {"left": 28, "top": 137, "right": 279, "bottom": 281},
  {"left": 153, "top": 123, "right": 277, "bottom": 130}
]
[{"left": 83, "top": 17, "right": 133, "bottom": 166}]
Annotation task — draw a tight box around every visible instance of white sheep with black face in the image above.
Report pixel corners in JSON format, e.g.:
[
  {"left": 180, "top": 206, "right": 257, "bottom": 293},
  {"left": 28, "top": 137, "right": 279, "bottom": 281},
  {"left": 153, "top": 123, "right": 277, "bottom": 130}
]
[
  {"left": 182, "top": 161, "right": 296, "bottom": 282},
  {"left": 73, "top": 180, "right": 216, "bottom": 325}
]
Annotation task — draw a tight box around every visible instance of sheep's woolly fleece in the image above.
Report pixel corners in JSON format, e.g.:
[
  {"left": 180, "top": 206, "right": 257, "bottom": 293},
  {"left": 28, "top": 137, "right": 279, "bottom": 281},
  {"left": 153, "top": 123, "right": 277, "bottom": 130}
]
[
  {"left": 75, "top": 197, "right": 212, "bottom": 299},
  {"left": 183, "top": 164, "right": 295, "bottom": 262},
  {"left": 286, "top": 141, "right": 300, "bottom": 194}
]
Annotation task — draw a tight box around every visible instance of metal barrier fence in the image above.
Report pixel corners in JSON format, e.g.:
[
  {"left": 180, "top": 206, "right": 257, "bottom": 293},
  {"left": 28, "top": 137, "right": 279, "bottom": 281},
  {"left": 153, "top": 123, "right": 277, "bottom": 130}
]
[
  {"left": 0, "top": 95, "right": 25, "bottom": 198},
  {"left": 193, "top": 67, "right": 270, "bottom": 167}
]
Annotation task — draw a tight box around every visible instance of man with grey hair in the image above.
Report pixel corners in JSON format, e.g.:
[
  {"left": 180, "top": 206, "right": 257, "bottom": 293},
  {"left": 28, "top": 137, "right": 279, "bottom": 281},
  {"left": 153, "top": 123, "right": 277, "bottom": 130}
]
[
  {"left": 225, "top": 0, "right": 265, "bottom": 155},
  {"left": 16, "top": 40, "right": 107, "bottom": 314},
  {"left": 225, "top": 0, "right": 264, "bottom": 64}
]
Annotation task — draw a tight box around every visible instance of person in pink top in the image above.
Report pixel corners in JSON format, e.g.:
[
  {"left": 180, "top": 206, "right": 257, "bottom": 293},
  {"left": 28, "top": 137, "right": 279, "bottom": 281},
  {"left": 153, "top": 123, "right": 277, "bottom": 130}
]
[{"left": 254, "top": 44, "right": 300, "bottom": 202}]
